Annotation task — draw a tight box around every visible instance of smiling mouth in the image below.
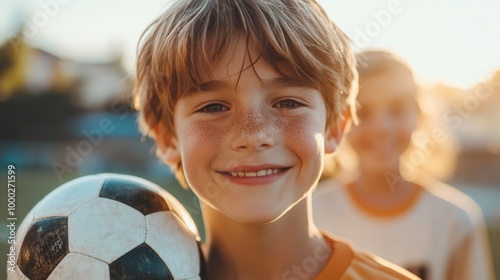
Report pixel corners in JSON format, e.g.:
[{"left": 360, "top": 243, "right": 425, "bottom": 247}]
[{"left": 227, "top": 168, "right": 285, "bottom": 178}]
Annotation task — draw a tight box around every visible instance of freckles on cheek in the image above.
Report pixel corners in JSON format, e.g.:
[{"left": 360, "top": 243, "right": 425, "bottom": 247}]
[
  {"left": 182, "top": 123, "right": 223, "bottom": 161},
  {"left": 285, "top": 118, "right": 324, "bottom": 154}
]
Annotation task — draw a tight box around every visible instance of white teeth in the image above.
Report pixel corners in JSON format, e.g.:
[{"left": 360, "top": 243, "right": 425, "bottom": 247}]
[
  {"left": 228, "top": 169, "right": 282, "bottom": 177},
  {"left": 257, "top": 170, "right": 267, "bottom": 176}
]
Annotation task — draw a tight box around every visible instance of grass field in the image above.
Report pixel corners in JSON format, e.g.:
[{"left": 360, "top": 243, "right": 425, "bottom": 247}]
[{"left": 1, "top": 170, "right": 499, "bottom": 279}]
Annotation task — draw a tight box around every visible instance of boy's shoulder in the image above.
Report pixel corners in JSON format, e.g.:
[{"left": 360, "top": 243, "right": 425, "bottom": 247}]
[
  {"left": 420, "top": 180, "right": 485, "bottom": 227},
  {"left": 316, "top": 234, "right": 420, "bottom": 280},
  {"left": 422, "top": 180, "right": 478, "bottom": 209},
  {"left": 314, "top": 177, "right": 484, "bottom": 226}
]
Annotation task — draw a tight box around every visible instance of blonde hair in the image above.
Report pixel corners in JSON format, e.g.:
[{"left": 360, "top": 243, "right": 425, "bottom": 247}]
[
  {"left": 133, "top": 0, "right": 358, "bottom": 186},
  {"left": 356, "top": 50, "right": 414, "bottom": 79}
]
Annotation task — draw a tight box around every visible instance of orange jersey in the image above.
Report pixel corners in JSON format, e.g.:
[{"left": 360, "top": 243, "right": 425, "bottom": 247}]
[{"left": 315, "top": 234, "right": 419, "bottom": 280}]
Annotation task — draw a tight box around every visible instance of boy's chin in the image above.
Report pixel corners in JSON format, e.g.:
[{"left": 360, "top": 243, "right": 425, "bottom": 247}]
[
  {"left": 224, "top": 207, "right": 288, "bottom": 226},
  {"left": 200, "top": 190, "right": 310, "bottom": 226},
  {"left": 222, "top": 198, "right": 306, "bottom": 226}
]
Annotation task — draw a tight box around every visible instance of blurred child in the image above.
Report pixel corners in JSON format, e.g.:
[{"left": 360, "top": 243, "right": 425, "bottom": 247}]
[
  {"left": 133, "top": 0, "right": 419, "bottom": 279},
  {"left": 313, "top": 50, "right": 494, "bottom": 280}
]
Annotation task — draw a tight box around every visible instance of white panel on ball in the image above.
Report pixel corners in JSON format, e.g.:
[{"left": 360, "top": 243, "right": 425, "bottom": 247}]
[
  {"left": 146, "top": 212, "right": 199, "bottom": 279},
  {"left": 69, "top": 198, "right": 145, "bottom": 263},
  {"left": 47, "top": 253, "right": 109, "bottom": 280},
  {"left": 34, "top": 175, "right": 105, "bottom": 219}
]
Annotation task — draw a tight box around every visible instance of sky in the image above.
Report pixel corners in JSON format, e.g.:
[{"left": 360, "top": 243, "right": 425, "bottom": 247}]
[{"left": 1, "top": 0, "right": 500, "bottom": 88}]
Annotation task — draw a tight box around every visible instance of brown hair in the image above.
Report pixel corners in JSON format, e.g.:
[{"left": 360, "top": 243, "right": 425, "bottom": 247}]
[{"left": 133, "top": 0, "right": 358, "bottom": 186}]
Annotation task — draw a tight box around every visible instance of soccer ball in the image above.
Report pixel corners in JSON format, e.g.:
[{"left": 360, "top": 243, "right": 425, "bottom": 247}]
[{"left": 8, "top": 173, "right": 205, "bottom": 280}]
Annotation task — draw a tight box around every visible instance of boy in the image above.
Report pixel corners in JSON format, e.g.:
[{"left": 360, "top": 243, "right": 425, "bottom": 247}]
[
  {"left": 313, "top": 50, "right": 494, "bottom": 280},
  {"left": 134, "top": 1, "right": 418, "bottom": 279}
]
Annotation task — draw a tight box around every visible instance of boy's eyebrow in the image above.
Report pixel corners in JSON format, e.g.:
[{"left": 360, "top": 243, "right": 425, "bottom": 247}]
[
  {"left": 198, "top": 80, "right": 232, "bottom": 92},
  {"left": 264, "top": 77, "right": 308, "bottom": 89},
  {"left": 196, "top": 77, "right": 308, "bottom": 93}
]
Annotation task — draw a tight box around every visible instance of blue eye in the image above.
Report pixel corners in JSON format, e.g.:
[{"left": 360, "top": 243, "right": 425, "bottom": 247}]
[
  {"left": 198, "top": 103, "right": 228, "bottom": 113},
  {"left": 275, "top": 99, "right": 303, "bottom": 109}
]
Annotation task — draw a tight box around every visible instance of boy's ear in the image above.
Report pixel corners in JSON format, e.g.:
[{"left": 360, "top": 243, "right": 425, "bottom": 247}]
[
  {"left": 152, "top": 125, "right": 181, "bottom": 166},
  {"left": 325, "top": 109, "right": 351, "bottom": 154}
]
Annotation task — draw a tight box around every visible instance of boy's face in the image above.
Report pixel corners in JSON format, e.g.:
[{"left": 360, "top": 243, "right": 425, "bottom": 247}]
[
  {"left": 347, "top": 69, "right": 418, "bottom": 174},
  {"left": 156, "top": 36, "right": 343, "bottom": 224}
]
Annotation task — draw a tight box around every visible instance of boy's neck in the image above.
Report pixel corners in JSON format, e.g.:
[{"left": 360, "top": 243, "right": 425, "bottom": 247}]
[
  {"left": 356, "top": 169, "right": 408, "bottom": 194},
  {"left": 350, "top": 169, "right": 419, "bottom": 211},
  {"left": 201, "top": 197, "right": 331, "bottom": 280}
]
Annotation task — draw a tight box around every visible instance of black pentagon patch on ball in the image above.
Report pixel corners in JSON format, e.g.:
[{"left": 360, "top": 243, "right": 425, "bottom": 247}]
[
  {"left": 18, "top": 217, "right": 69, "bottom": 280},
  {"left": 109, "top": 243, "right": 173, "bottom": 280},
  {"left": 99, "top": 178, "right": 170, "bottom": 215}
]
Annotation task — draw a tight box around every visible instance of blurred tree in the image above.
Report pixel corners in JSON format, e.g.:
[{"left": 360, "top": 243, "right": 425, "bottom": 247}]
[{"left": 0, "top": 34, "right": 28, "bottom": 99}]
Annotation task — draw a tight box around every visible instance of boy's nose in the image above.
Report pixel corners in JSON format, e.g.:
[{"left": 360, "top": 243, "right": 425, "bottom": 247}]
[
  {"left": 365, "top": 113, "right": 396, "bottom": 139},
  {"left": 231, "top": 109, "right": 277, "bottom": 152}
]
